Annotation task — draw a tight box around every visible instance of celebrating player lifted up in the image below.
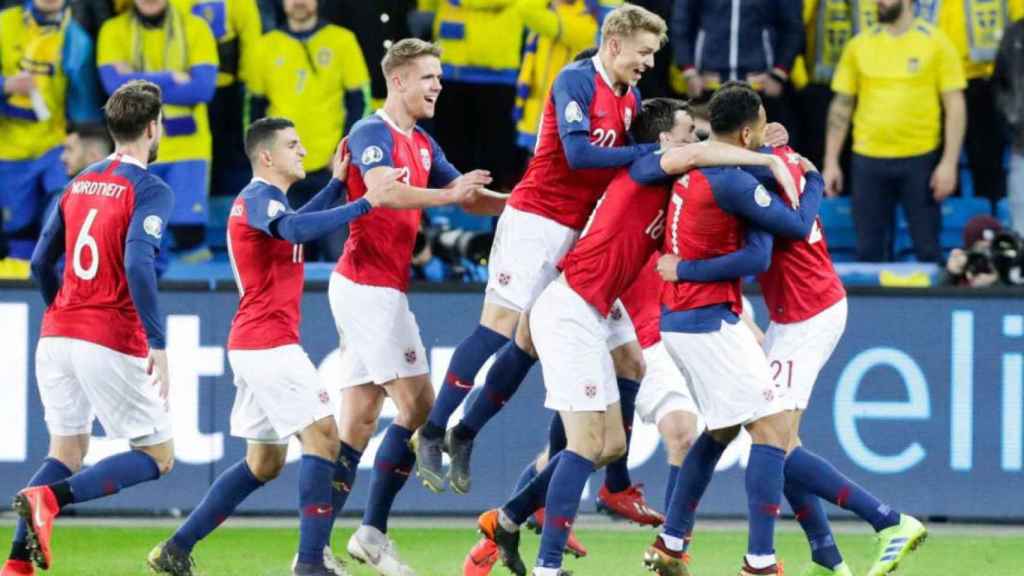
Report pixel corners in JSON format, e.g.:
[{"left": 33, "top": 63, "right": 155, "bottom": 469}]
[{"left": 326, "top": 38, "right": 500, "bottom": 576}]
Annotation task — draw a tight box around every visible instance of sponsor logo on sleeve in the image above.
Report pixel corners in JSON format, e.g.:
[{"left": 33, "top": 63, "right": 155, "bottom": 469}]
[
  {"left": 754, "top": 185, "right": 772, "bottom": 208},
  {"left": 361, "top": 145, "right": 384, "bottom": 165},
  {"left": 143, "top": 215, "right": 163, "bottom": 239},
  {"left": 565, "top": 101, "right": 584, "bottom": 123},
  {"left": 267, "top": 199, "right": 286, "bottom": 218}
]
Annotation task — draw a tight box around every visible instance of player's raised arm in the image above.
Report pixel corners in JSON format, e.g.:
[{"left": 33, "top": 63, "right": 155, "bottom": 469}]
[
  {"left": 655, "top": 142, "right": 798, "bottom": 203},
  {"left": 30, "top": 205, "right": 68, "bottom": 306},
  {"left": 554, "top": 70, "right": 657, "bottom": 170},
  {"left": 657, "top": 227, "right": 774, "bottom": 283}
]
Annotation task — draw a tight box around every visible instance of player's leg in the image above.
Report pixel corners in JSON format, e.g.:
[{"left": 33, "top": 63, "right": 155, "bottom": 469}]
[
  {"left": 3, "top": 434, "right": 83, "bottom": 574},
  {"left": 599, "top": 337, "right": 664, "bottom": 526},
  {"left": 16, "top": 339, "right": 174, "bottom": 570},
  {"left": 294, "top": 416, "right": 343, "bottom": 574},
  {"left": 415, "top": 299, "right": 515, "bottom": 491},
  {"left": 657, "top": 410, "right": 699, "bottom": 511},
  {"left": 346, "top": 376, "right": 429, "bottom": 576},
  {"left": 446, "top": 311, "right": 537, "bottom": 494}
]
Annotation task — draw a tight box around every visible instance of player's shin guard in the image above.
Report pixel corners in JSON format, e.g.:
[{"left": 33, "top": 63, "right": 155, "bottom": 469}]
[
  {"left": 458, "top": 342, "right": 536, "bottom": 435},
  {"left": 785, "top": 447, "right": 900, "bottom": 532},
  {"left": 424, "top": 326, "right": 508, "bottom": 438},
  {"left": 57, "top": 450, "right": 159, "bottom": 505},
  {"left": 171, "top": 460, "right": 265, "bottom": 554},
  {"left": 536, "top": 451, "right": 594, "bottom": 569},
  {"left": 603, "top": 378, "right": 640, "bottom": 493},
  {"left": 9, "top": 458, "right": 71, "bottom": 562},
  {"left": 784, "top": 476, "right": 843, "bottom": 570},
  {"left": 662, "top": 433, "right": 727, "bottom": 547},
  {"left": 297, "top": 455, "right": 335, "bottom": 566},
  {"left": 503, "top": 453, "right": 563, "bottom": 525},
  {"left": 363, "top": 425, "right": 415, "bottom": 533},
  {"left": 745, "top": 445, "right": 785, "bottom": 568}
]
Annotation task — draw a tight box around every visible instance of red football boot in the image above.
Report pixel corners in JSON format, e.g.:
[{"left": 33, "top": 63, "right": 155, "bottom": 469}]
[
  {"left": 12, "top": 486, "right": 59, "bottom": 570},
  {"left": 463, "top": 537, "right": 498, "bottom": 576},
  {"left": 0, "top": 559, "right": 34, "bottom": 576},
  {"left": 597, "top": 483, "right": 665, "bottom": 527}
]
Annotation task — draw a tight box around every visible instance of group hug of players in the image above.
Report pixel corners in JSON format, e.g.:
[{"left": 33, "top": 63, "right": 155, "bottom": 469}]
[{"left": 2, "top": 4, "right": 929, "bottom": 576}]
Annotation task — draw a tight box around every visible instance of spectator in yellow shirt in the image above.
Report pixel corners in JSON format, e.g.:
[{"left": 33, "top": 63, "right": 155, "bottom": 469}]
[
  {"left": 98, "top": 0, "right": 219, "bottom": 258},
  {"left": 248, "top": 0, "right": 370, "bottom": 260},
  {"left": 933, "top": 0, "right": 1024, "bottom": 203},
  {"left": 824, "top": 0, "right": 966, "bottom": 262}
]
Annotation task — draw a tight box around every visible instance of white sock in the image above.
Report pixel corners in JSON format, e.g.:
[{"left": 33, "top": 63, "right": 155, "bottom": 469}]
[
  {"left": 659, "top": 533, "right": 685, "bottom": 552},
  {"left": 745, "top": 553, "right": 777, "bottom": 570},
  {"left": 498, "top": 509, "right": 520, "bottom": 533}
]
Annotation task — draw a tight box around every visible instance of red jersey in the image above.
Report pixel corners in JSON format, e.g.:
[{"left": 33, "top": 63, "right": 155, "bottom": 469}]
[
  {"left": 619, "top": 253, "right": 662, "bottom": 349},
  {"left": 754, "top": 147, "right": 845, "bottom": 323},
  {"left": 338, "top": 110, "right": 461, "bottom": 292},
  {"left": 226, "top": 179, "right": 305, "bottom": 350},
  {"left": 40, "top": 154, "right": 172, "bottom": 358},
  {"left": 660, "top": 168, "right": 751, "bottom": 316},
  {"left": 509, "top": 56, "right": 642, "bottom": 231},
  {"left": 561, "top": 154, "right": 671, "bottom": 316}
]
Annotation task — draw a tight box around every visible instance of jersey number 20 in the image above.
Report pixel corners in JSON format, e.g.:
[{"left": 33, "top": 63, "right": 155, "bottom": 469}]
[{"left": 73, "top": 208, "right": 100, "bottom": 281}]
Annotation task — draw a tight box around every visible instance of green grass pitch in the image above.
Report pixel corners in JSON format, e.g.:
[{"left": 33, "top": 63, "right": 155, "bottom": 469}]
[{"left": 2, "top": 522, "right": 1021, "bottom": 575}]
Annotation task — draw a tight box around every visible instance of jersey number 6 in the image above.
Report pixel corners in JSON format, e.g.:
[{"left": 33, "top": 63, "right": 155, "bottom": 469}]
[{"left": 73, "top": 208, "right": 100, "bottom": 281}]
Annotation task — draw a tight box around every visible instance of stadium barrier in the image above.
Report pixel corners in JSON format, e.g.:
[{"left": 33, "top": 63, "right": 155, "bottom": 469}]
[{"left": 0, "top": 281, "right": 1021, "bottom": 520}]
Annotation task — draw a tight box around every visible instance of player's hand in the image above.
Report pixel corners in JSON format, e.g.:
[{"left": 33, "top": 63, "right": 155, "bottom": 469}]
[
  {"left": 946, "top": 248, "right": 967, "bottom": 275},
  {"left": 170, "top": 72, "right": 190, "bottom": 85},
  {"left": 930, "top": 160, "right": 957, "bottom": 202},
  {"left": 147, "top": 348, "right": 171, "bottom": 409},
  {"left": 967, "top": 270, "right": 999, "bottom": 288},
  {"left": 332, "top": 137, "right": 350, "bottom": 182},
  {"left": 657, "top": 253, "right": 681, "bottom": 282},
  {"left": 823, "top": 161, "right": 843, "bottom": 197},
  {"left": 3, "top": 72, "right": 35, "bottom": 96},
  {"left": 444, "top": 170, "right": 492, "bottom": 204},
  {"left": 763, "top": 123, "right": 789, "bottom": 148},
  {"left": 364, "top": 168, "right": 404, "bottom": 208},
  {"left": 768, "top": 155, "right": 800, "bottom": 208},
  {"left": 798, "top": 155, "right": 819, "bottom": 174},
  {"left": 683, "top": 69, "right": 703, "bottom": 99}
]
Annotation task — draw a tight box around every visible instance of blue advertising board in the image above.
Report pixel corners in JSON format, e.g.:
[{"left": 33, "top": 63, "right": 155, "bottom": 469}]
[{"left": 0, "top": 285, "right": 1021, "bottom": 519}]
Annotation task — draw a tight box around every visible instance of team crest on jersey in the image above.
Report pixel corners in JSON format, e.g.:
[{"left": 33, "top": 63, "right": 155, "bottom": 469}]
[
  {"left": 317, "top": 48, "right": 333, "bottom": 66},
  {"left": 623, "top": 107, "right": 633, "bottom": 130},
  {"left": 610, "top": 306, "right": 623, "bottom": 321},
  {"left": 754, "top": 185, "right": 772, "bottom": 208},
  {"left": 763, "top": 387, "right": 775, "bottom": 402},
  {"left": 565, "top": 101, "right": 584, "bottom": 124},
  {"left": 907, "top": 57, "right": 919, "bottom": 73},
  {"left": 267, "top": 199, "right": 286, "bottom": 218},
  {"left": 584, "top": 383, "right": 597, "bottom": 399},
  {"left": 361, "top": 146, "right": 384, "bottom": 165},
  {"left": 404, "top": 348, "right": 417, "bottom": 364},
  {"left": 419, "top": 147, "right": 431, "bottom": 170},
  {"left": 318, "top": 389, "right": 330, "bottom": 405},
  {"left": 143, "top": 215, "right": 163, "bottom": 239},
  {"left": 274, "top": 56, "right": 285, "bottom": 67},
  {"left": 497, "top": 272, "right": 511, "bottom": 286}
]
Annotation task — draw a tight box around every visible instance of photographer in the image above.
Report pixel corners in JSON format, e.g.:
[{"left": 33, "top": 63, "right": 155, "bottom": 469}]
[{"left": 945, "top": 215, "right": 1010, "bottom": 287}]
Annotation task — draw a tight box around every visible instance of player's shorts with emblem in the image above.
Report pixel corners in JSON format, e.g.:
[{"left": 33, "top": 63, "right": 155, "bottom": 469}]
[
  {"left": 763, "top": 298, "right": 847, "bottom": 410},
  {"left": 329, "top": 272, "right": 429, "bottom": 388},
  {"left": 661, "top": 319, "right": 785, "bottom": 431},
  {"left": 531, "top": 278, "right": 636, "bottom": 412},
  {"left": 634, "top": 341, "right": 700, "bottom": 426},
  {"left": 227, "top": 344, "right": 334, "bottom": 444},
  {"left": 484, "top": 206, "right": 580, "bottom": 313},
  {"left": 35, "top": 337, "right": 172, "bottom": 447}
]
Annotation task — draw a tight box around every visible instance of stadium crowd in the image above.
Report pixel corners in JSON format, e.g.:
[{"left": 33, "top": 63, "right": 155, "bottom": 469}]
[{"left": 2, "top": 0, "right": 1024, "bottom": 280}]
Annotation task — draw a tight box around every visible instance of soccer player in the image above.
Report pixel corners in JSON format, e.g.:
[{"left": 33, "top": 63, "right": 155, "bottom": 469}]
[
  {"left": 146, "top": 118, "right": 397, "bottom": 576},
  {"left": 414, "top": 4, "right": 667, "bottom": 506},
  {"left": 4, "top": 80, "right": 174, "bottom": 576},
  {"left": 657, "top": 147, "right": 927, "bottom": 576},
  {"left": 327, "top": 38, "right": 496, "bottom": 576},
  {"left": 643, "top": 82, "right": 822, "bottom": 576},
  {"left": 470, "top": 97, "right": 797, "bottom": 576}
]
